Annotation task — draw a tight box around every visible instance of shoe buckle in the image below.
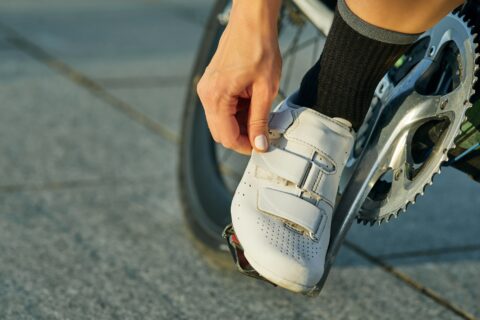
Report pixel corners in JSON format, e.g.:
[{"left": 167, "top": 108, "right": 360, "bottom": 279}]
[
  {"left": 308, "top": 231, "right": 319, "bottom": 242},
  {"left": 298, "top": 160, "right": 323, "bottom": 195}
]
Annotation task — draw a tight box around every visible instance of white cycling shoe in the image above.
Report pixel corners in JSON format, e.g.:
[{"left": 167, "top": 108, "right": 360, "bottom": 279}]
[{"left": 227, "top": 95, "right": 355, "bottom": 294}]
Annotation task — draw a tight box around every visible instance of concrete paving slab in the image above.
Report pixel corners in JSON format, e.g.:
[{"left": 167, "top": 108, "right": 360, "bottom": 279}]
[
  {"left": 0, "top": 0, "right": 214, "bottom": 79},
  {"left": 0, "top": 183, "right": 181, "bottom": 320},
  {"left": 0, "top": 182, "right": 464, "bottom": 320},
  {"left": 0, "top": 47, "right": 175, "bottom": 187},
  {"left": 0, "top": 0, "right": 213, "bottom": 12},
  {"left": 110, "top": 85, "right": 186, "bottom": 137},
  {"left": 0, "top": 38, "right": 12, "bottom": 50},
  {"left": 0, "top": 49, "right": 51, "bottom": 81},
  {"left": 346, "top": 167, "right": 480, "bottom": 256},
  {"left": 386, "top": 251, "right": 480, "bottom": 319}
]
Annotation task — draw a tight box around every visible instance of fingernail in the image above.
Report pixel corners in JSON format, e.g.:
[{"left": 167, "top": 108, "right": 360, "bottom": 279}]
[{"left": 254, "top": 134, "right": 268, "bottom": 151}]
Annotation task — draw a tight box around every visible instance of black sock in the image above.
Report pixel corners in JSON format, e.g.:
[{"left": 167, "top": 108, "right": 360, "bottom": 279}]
[{"left": 297, "top": 5, "right": 418, "bottom": 130}]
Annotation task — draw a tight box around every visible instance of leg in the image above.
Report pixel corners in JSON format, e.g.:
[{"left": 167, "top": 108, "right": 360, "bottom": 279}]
[{"left": 297, "top": 0, "right": 464, "bottom": 131}]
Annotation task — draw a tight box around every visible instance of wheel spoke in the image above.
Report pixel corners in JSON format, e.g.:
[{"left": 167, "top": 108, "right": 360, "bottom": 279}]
[
  {"left": 221, "top": 147, "right": 234, "bottom": 162},
  {"left": 282, "top": 24, "right": 305, "bottom": 93},
  {"left": 282, "top": 35, "right": 321, "bottom": 60}
]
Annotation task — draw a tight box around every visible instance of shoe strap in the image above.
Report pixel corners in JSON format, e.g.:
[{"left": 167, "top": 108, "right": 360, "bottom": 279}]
[
  {"left": 252, "top": 147, "right": 310, "bottom": 186},
  {"left": 269, "top": 108, "right": 354, "bottom": 168},
  {"left": 257, "top": 187, "right": 327, "bottom": 238},
  {"left": 251, "top": 147, "right": 335, "bottom": 204}
]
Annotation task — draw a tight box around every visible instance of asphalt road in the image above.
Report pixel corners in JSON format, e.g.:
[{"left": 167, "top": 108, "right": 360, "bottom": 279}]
[{"left": 0, "top": 1, "right": 478, "bottom": 319}]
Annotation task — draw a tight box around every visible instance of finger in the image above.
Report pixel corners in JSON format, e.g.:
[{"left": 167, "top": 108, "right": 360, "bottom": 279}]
[
  {"left": 218, "top": 113, "right": 252, "bottom": 155},
  {"left": 235, "top": 100, "right": 250, "bottom": 136},
  {"left": 212, "top": 82, "right": 252, "bottom": 154},
  {"left": 197, "top": 77, "right": 221, "bottom": 143},
  {"left": 205, "top": 114, "right": 221, "bottom": 143},
  {"left": 248, "top": 85, "right": 275, "bottom": 152},
  {"left": 198, "top": 72, "right": 252, "bottom": 154},
  {"left": 199, "top": 105, "right": 221, "bottom": 143}
]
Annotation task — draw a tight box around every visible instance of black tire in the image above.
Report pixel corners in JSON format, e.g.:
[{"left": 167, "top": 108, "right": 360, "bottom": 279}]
[
  {"left": 179, "top": 0, "right": 334, "bottom": 265},
  {"left": 179, "top": 0, "right": 232, "bottom": 260}
]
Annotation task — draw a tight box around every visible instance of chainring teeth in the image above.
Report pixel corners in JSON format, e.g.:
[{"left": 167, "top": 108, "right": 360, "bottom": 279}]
[{"left": 357, "top": 11, "right": 480, "bottom": 225}]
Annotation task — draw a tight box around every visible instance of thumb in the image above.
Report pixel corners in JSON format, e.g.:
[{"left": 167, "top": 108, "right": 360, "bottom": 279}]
[{"left": 248, "top": 87, "right": 273, "bottom": 152}]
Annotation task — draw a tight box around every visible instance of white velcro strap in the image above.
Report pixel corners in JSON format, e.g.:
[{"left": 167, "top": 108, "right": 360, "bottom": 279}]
[
  {"left": 251, "top": 148, "right": 314, "bottom": 186},
  {"left": 257, "top": 188, "right": 325, "bottom": 235},
  {"left": 251, "top": 147, "right": 330, "bottom": 195},
  {"left": 283, "top": 111, "right": 353, "bottom": 166}
]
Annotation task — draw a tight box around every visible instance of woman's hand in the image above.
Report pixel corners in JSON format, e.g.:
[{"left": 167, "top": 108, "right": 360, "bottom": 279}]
[{"left": 197, "top": 0, "right": 282, "bottom": 155}]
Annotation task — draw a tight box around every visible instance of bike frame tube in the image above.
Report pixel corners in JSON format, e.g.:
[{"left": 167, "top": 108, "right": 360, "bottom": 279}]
[{"left": 292, "top": 0, "right": 334, "bottom": 35}]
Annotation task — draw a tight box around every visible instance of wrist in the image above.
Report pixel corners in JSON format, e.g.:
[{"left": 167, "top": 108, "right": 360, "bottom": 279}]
[{"left": 231, "top": 0, "right": 281, "bottom": 36}]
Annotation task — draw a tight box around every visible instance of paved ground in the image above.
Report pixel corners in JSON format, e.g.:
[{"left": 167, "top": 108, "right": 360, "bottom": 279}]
[{"left": 0, "top": 1, "right": 479, "bottom": 319}]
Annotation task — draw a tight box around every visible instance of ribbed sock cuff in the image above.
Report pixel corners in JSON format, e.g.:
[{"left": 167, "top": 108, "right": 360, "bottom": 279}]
[
  {"left": 337, "top": 0, "right": 421, "bottom": 45},
  {"left": 297, "top": 6, "right": 414, "bottom": 130}
]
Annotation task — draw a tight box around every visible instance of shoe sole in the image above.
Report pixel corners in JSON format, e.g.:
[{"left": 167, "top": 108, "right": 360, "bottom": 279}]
[{"left": 244, "top": 251, "right": 317, "bottom": 294}]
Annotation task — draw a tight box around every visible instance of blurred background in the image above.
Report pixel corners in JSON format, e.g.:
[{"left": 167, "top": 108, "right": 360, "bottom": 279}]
[{"left": 0, "top": 0, "right": 478, "bottom": 319}]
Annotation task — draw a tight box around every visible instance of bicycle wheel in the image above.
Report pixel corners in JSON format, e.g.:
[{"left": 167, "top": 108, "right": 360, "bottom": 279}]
[{"left": 179, "top": 0, "right": 334, "bottom": 264}]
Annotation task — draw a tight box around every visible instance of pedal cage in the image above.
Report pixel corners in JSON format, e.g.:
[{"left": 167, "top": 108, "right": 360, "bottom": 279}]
[{"left": 222, "top": 224, "right": 277, "bottom": 287}]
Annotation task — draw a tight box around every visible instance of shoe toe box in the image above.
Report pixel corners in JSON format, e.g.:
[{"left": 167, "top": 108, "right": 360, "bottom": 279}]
[{"left": 232, "top": 198, "right": 325, "bottom": 292}]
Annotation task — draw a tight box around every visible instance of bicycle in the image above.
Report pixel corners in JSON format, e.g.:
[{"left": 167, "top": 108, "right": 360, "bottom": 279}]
[{"left": 179, "top": 0, "right": 480, "bottom": 294}]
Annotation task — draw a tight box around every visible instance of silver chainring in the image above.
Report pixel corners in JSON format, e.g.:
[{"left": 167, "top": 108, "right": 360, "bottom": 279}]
[{"left": 356, "top": 12, "right": 479, "bottom": 224}]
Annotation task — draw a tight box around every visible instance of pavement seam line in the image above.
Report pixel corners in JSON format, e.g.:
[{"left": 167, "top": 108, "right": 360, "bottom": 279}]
[
  {"left": 0, "top": 165, "right": 241, "bottom": 194},
  {"left": 95, "top": 75, "right": 188, "bottom": 89},
  {"left": 0, "top": 177, "right": 165, "bottom": 194},
  {"left": 0, "top": 24, "right": 179, "bottom": 144},
  {"left": 377, "top": 244, "right": 480, "bottom": 260},
  {"left": 345, "top": 240, "right": 477, "bottom": 320}
]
